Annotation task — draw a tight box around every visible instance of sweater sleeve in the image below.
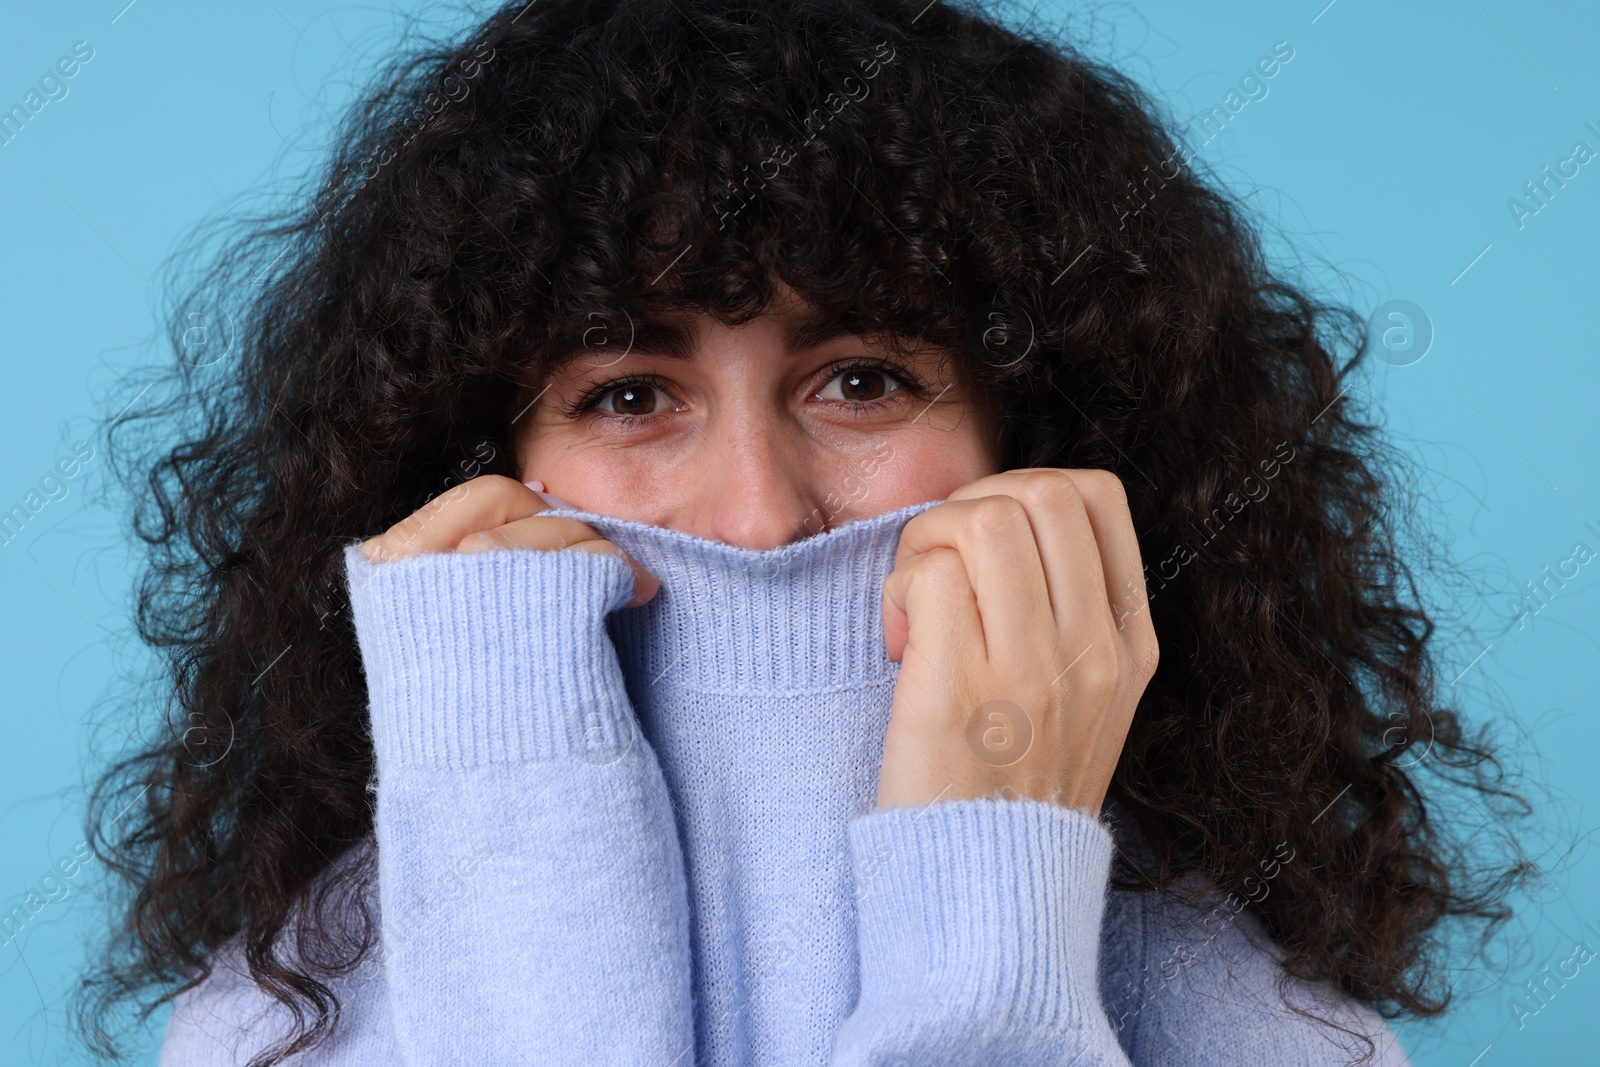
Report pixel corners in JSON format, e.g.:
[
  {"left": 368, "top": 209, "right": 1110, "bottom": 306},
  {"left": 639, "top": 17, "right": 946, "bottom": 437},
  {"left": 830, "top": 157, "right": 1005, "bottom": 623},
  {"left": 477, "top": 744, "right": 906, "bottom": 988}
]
[
  {"left": 342, "top": 543, "right": 696, "bottom": 1066},
  {"left": 831, "top": 797, "right": 1413, "bottom": 1067},
  {"left": 829, "top": 797, "right": 1134, "bottom": 1066}
]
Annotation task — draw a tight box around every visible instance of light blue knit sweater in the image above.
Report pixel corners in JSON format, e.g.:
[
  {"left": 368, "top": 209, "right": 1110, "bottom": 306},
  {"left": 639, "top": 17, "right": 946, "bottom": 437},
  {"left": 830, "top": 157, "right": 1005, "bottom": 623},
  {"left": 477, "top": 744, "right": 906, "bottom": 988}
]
[{"left": 157, "top": 499, "right": 1413, "bottom": 1066}]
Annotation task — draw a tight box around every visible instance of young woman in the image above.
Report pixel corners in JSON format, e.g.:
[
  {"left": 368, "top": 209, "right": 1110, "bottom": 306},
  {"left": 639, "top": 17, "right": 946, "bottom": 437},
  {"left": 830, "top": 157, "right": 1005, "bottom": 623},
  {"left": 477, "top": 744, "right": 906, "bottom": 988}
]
[{"left": 79, "top": 0, "right": 1527, "bottom": 1064}]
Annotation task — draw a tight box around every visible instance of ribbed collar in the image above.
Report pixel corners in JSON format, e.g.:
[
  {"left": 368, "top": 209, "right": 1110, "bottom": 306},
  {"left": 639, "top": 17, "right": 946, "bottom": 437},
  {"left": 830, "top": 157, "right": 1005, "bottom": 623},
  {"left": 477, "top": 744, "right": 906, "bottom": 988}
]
[{"left": 533, "top": 499, "right": 942, "bottom": 693}]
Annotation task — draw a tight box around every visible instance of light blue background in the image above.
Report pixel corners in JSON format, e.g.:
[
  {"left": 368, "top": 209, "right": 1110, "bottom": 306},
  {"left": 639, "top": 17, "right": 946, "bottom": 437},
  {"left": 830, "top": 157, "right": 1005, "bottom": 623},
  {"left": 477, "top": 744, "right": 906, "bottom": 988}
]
[{"left": 0, "top": 1, "right": 1594, "bottom": 1063}]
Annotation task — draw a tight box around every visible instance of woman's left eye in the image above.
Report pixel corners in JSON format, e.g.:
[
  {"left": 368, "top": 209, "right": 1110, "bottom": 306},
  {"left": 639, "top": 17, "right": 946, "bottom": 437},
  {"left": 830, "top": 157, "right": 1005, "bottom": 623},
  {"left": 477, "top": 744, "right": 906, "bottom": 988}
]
[{"left": 814, "top": 365, "right": 907, "bottom": 404}]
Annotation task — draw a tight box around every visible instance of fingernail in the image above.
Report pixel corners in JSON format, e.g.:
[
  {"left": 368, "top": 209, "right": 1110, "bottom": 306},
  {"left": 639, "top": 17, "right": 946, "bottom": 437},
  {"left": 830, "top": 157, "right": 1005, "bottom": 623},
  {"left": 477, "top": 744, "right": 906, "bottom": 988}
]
[
  {"left": 536, "top": 489, "right": 578, "bottom": 509},
  {"left": 525, "top": 479, "right": 582, "bottom": 511}
]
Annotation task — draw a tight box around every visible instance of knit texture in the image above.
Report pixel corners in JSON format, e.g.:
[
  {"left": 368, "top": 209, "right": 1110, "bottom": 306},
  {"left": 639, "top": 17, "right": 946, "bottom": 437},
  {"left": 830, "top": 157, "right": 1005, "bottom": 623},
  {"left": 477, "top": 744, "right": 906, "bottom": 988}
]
[{"left": 157, "top": 499, "right": 1413, "bottom": 1066}]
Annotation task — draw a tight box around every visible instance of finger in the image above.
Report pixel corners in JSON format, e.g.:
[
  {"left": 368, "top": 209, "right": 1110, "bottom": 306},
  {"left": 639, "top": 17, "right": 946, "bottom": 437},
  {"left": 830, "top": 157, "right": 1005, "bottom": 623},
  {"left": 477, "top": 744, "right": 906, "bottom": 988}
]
[
  {"left": 454, "top": 515, "right": 614, "bottom": 554},
  {"left": 570, "top": 542, "right": 660, "bottom": 608},
  {"left": 1068, "top": 470, "right": 1158, "bottom": 655},
  {"left": 361, "top": 475, "right": 541, "bottom": 562},
  {"left": 1039, "top": 469, "right": 1156, "bottom": 663},
  {"left": 457, "top": 516, "right": 661, "bottom": 607},
  {"left": 881, "top": 546, "right": 981, "bottom": 672},
  {"left": 947, "top": 470, "right": 1119, "bottom": 645},
  {"left": 892, "top": 496, "right": 1053, "bottom": 665},
  {"left": 997, "top": 470, "right": 1155, "bottom": 792},
  {"left": 882, "top": 585, "right": 908, "bottom": 663}
]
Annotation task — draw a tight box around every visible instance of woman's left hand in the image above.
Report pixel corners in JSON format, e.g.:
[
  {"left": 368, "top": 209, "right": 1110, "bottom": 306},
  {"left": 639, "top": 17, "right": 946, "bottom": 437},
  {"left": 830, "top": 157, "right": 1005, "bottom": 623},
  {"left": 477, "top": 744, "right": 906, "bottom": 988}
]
[{"left": 876, "top": 468, "right": 1159, "bottom": 816}]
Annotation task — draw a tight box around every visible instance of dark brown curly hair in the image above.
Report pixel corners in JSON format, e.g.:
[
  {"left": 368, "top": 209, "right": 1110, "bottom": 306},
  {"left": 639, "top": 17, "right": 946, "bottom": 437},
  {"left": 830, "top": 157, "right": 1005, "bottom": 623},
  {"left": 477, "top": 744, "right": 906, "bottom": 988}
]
[{"left": 76, "top": 0, "right": 1532, "bottom": 1063}]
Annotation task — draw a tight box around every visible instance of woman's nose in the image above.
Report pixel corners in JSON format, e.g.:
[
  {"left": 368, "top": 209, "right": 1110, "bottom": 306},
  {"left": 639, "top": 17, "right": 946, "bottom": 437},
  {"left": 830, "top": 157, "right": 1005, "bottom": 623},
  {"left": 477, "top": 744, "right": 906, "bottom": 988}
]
[{"left": 692, "top": 423, "right": 823, "bottom": 550}]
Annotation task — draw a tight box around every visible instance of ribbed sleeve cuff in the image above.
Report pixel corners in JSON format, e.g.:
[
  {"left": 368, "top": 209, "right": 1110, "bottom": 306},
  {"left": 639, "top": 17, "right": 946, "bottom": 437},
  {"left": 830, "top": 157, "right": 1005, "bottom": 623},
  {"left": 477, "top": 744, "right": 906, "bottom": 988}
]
[
  {"left": 342, "top": 543, "right": 638, "bottom": 770},
  {"left": 846, "top": 797, "right": 1115, "bottom": 1030}
]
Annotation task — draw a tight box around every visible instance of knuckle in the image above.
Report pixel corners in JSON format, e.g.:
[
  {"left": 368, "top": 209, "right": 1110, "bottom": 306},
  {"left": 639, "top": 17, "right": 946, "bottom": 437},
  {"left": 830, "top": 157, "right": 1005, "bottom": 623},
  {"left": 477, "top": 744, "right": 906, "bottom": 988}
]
[
  {"left": 1019, "top": 467, "right": 1072, "bottom": 498},
  {"left": 1037, "top": 471, "right": 1086, "bottom": 513},
  {"left": 468, "top": 473, "right": 524, "bottom": 499},
  {"left": 1069, "top": 647, "right": 1120, "bottom": 699},
  {"left": 455, "top": 529, "right": 500, "bottom": 553},
  {"left": 916, "top": 546, "right": 966, "bottom": 580},
  {"left": 969, "top": 494, "right": 1027, "bottom": 534},
  {"left": 1072, "top": 469, "right": 1127, "bottom": 511},
  {"left": 1090, "top": 468, "right": 1129, "bottom": 502},
  {"left": 893, "top": 547, "right": 965, "bottom": 596}
]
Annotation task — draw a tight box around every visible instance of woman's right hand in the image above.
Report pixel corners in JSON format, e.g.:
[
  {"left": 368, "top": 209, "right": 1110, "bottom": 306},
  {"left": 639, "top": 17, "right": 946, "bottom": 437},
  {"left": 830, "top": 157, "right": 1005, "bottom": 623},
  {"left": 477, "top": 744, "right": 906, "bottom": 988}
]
[{"left": 357, "top": 474, "right": 660, "bottom": 607}]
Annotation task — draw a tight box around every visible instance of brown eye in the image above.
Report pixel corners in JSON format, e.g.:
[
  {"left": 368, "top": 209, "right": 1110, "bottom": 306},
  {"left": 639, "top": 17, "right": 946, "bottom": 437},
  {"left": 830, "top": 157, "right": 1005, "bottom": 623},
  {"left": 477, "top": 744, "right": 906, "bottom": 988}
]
[
  {"left": 599, "top": 383, "right": 667, "bottom": 415},
  {"left": 817, "top": 366, "right": 904, "bottom": 403}
]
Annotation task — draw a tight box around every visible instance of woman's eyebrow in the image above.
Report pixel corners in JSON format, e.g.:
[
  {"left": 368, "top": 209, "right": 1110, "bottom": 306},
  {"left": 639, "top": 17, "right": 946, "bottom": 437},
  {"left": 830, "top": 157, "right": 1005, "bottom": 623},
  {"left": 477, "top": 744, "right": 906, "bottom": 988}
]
[
  {"left": 547, "top": 320, "right": 694, "bottom": 373},
  {"left": 784, "top": 313, "right": 854, "bottom": 353},
  {"left": 552, "top": 312, "right": 856, "bottom": 369}
]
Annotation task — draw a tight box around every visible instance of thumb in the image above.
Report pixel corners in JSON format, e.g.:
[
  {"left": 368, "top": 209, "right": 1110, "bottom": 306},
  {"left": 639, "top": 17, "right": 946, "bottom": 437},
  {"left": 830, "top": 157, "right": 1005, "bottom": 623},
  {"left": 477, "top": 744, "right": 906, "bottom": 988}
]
[{"left": 881, "top": 574, "right": 909, "bottom": 663}]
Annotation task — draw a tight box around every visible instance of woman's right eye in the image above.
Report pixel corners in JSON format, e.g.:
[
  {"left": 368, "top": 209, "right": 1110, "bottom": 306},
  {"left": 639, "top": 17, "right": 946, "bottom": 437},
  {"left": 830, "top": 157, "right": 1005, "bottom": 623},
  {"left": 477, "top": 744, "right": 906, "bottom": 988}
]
[{"left": 591, "top": 382, "right": 674, "bottom": 417}]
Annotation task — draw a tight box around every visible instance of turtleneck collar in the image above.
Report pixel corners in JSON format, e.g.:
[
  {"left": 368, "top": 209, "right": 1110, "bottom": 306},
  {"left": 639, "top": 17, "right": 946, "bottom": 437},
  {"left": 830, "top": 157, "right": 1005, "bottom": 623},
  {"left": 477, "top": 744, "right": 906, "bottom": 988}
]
[{"left": 533, "top": 499, "right": 941, "bottom": 694}]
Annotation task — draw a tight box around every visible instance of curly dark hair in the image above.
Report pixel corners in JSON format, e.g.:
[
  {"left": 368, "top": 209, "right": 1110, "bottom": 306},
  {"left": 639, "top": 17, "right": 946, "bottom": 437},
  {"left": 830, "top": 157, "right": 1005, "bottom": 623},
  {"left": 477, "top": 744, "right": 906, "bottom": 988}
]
[{"left": 76, "top": 0, "right": 1532, "bottom": 1063}]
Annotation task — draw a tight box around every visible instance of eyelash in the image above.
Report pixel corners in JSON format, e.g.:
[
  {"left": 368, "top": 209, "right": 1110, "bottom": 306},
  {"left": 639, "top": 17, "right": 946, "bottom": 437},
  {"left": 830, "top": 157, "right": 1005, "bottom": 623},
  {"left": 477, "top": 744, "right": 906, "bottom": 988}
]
[{"left": 560, "top": 359, "right": 929, "bottom": 425}]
